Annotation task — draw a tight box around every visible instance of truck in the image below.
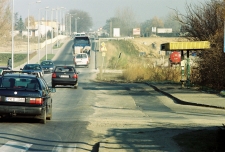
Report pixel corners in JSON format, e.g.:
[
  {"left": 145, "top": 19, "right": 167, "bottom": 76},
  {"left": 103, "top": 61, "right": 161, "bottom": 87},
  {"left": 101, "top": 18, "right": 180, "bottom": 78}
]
[{"left": 72, "top": 36, "right": 91, "bottom": 56}]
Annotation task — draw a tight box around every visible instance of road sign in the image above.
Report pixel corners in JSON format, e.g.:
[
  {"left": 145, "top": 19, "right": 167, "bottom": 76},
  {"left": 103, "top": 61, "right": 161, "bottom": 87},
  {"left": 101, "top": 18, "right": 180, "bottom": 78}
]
[{"left": 100, "top": 42, "right": 107, "bottom": 52}]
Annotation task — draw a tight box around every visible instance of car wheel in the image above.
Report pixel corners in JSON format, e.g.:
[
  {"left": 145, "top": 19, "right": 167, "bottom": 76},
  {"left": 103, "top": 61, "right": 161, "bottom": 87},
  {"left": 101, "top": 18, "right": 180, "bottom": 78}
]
[
  {"left": 46, "top": 105, "right": 52, "bottom": 120},
  {"left": 41, "top": 109, "right": 46, "bottom": 124}
]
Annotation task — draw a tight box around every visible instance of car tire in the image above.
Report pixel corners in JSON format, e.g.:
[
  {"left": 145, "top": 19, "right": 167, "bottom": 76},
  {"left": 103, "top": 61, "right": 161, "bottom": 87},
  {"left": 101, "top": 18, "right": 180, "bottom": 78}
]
[
  {"left": 46, "top": 105, "right": 52, "bottom": 120},
  {"left": 41, "top": 109, "right": 46, "bottom": 124}
]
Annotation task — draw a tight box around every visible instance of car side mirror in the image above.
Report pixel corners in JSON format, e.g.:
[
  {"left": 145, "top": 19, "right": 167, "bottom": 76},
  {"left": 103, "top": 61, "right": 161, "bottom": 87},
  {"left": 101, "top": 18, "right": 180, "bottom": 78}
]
[{"left": 20, "top": 68, "right": 23, "bottom": 70}]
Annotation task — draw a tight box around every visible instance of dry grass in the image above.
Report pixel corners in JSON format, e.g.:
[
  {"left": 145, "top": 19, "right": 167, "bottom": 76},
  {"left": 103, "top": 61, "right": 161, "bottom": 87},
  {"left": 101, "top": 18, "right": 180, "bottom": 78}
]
[{"left": 123, "top": 63, "right": 181, "bottom": 82}]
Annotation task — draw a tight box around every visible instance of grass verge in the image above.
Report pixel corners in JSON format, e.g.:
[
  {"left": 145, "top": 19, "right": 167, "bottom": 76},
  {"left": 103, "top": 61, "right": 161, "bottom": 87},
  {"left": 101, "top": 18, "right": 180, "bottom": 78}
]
[
  {"left": 0, "top": 51, "right": 37, "bottom": 67},
  {"left": 40, "top": 54, "right": 55, "bottom": 62},
  {"left": 53, "top": 43, "right": 64, "bottom": 49}
]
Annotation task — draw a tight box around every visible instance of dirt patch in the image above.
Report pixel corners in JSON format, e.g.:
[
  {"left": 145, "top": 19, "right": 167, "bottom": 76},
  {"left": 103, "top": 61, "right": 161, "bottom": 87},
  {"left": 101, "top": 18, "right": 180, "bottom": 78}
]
[{"left": 130, "top": 37, "right": 188, "bottom": 57}]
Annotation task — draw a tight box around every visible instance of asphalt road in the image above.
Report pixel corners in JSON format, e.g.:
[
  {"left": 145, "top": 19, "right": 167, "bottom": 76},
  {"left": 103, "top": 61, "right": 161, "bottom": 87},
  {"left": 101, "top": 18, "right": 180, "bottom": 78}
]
[{"left": 0, "top": 39, "right": 224, "bottom": 152}]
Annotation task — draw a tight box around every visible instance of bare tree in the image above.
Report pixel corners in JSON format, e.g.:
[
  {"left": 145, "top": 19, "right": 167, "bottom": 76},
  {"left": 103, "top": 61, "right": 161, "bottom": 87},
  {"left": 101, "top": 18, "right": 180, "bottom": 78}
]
[
  {"left": 114, "top": 7, "right": 138, "bottom": 36},
  {"left": 174, "top": 0, "right": 225, "bottom": 90},
  {"left": 25, "top": 16, "right": 35, "bottom": 29},
  {"left": 68, "top": 9, "right": 93, "bottom": 33}
]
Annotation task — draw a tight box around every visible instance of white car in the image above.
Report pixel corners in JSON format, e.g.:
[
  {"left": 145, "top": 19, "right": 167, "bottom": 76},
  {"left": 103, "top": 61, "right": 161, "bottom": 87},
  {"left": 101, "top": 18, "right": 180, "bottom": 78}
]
[{"left": 74, "top": 53, "right": 89, "bottom": 68}]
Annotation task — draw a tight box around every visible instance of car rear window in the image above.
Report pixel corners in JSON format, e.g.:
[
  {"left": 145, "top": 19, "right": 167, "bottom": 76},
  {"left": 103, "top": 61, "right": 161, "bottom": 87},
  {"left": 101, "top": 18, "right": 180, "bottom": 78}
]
[
  {"left": 76, "top": 54, "right": 87, "bottom": 58},
  {"left": 55, "top": 67, "right": 74, "bottom": 72},
  {"left": 0, "top": 77, "right": 39, "bottom": 90},
  {"left": 24, "top": 65, "right": 41, "bottom": 70},
  {"left": 41, "top": 61, "right": 53, "bottom": 65}
]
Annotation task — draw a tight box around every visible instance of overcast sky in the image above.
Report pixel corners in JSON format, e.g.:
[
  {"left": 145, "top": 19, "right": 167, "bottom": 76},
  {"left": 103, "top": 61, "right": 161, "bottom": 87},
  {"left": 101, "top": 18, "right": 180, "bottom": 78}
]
[{"left": 14, "top": 0, "right": 208, "bottom": 30}]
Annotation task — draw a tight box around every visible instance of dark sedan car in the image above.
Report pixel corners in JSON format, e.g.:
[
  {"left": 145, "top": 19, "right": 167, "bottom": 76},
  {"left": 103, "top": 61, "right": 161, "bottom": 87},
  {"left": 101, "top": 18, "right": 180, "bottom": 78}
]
[
  {"left": 40, "top": 60, "right": 55, "bottom": 73},
  {"left": 0, "top": 70, "right": 56, "bottom": 124},
  {"left": 51, "top": 65, "right": 78, "bottom": 89},
  {"left": 20, "top": 64, "right": 44, "bottom": 77}
]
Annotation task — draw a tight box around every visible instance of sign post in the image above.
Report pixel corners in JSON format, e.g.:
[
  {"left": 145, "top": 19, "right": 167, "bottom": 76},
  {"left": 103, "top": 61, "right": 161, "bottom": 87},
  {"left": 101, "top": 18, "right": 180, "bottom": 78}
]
[{"left": 100, "top": 42, "right": 107, "bottom": 79}]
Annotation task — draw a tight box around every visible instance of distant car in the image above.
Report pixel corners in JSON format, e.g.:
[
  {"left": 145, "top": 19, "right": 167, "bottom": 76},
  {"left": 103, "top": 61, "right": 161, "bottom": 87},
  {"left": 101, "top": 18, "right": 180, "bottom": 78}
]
[
  {"left": 20, "top": 64, "right": 44, "bottom": 77},
  {"left": 52, "top": 65, "right": 79, "bottom": 89},
  {"left": 40, "top": 60, "right": 55, "bottom": 73},
  {"left": 0, "top": 70, "right": 56, "bottom": 124},
  {"left": 74, "top": 53, "right": 89, "bottom": 68}
]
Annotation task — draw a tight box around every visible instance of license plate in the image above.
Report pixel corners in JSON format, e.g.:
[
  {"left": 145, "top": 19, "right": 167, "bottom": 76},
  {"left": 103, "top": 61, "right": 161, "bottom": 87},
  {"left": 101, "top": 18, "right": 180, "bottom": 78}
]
[
  {"left": 6, "top": 97, "right": 25, "bottom": 102},
  {"left": 60, "top": 75, "right": 69, "bottom": 78}
]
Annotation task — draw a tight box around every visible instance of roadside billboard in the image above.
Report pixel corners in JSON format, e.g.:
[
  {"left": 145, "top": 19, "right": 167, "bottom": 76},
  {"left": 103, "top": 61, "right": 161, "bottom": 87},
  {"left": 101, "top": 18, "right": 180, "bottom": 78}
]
[
  {"left": 133, "top": 28, "right": 140, "bottom": 36},
  {"left": 157, "top": 28, "right": 172, "bottom": 33},
  {"left": 113, "top": 28, "right": 120, "bottom": 37},
  {"left": 152, "top": 27, "right": 157, "bottom": 33}
]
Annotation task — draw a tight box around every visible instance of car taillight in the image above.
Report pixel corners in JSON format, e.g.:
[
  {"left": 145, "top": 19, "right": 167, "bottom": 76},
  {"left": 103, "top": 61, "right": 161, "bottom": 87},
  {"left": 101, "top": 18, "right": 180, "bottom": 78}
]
[
  {"left": 52, "top": 72, "right": 56, "bottom": 78},
  {"left": 73, "top": 74, "right": 78, "bottom": 78},
  {"left": 29, "top": 98, "right": 43, "bottom": 104}
]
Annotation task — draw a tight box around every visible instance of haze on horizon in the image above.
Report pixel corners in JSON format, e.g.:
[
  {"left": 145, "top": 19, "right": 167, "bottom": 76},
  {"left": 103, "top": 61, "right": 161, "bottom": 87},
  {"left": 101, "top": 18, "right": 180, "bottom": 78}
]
[{"left": 14, "top": 0, "right": 208, "bottom": 30}]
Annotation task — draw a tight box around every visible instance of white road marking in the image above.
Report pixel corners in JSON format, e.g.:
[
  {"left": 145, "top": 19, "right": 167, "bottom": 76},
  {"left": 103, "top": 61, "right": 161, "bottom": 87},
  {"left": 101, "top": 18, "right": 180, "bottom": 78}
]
[
  {"left": 52, "top": 144, "right": 77, "bottom": 152},
  {"left": 52, "top": 144, "right": 63, "bottom": 152},
  {"left": 0, "top": 140, "right": 32, "bottom": 152}
]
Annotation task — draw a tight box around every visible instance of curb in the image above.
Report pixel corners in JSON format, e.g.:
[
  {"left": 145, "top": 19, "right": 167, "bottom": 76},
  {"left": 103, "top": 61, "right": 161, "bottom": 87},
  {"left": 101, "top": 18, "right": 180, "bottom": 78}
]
[{"left": 147, "top": 83, "right": 225, "bottom": 110}]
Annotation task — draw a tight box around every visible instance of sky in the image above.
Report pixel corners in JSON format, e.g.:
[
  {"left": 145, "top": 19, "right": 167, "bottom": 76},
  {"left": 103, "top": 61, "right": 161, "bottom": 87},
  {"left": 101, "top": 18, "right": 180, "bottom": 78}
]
[{"left": 14, "top": 0, "right": 208, "bottom": 30}]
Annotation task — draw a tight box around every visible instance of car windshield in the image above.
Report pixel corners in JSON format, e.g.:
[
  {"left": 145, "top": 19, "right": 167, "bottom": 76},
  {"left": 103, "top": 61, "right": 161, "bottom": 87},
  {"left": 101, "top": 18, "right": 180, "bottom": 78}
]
[
  {"left": 0, "top": 77, "right": 39, "bottom": 90},
  {"left": 76, "top": 54, "right": 87, "bottom": 58},
  {"left": 24, "top": 65, "right": 41, "bottom": 70},
  {"left": 41, "top": 61, "right": 53, "bottom": 66}
]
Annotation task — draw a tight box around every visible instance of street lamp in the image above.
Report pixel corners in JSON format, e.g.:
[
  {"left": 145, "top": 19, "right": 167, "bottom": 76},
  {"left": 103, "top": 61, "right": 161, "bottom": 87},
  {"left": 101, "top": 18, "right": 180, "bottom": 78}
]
[
  {"left": 45, "top": 7, "right": 49, "bottom": 61},
  {"left": 69, "top": 13, "right": 76, "bottom": 35},
  {"left": 59, "top": 7, "right": 65, "bottom": 35},
  {"left": 51, "top": 8, "right": 55, "bottom": 54},
  {"left": 38, "top": 7, "right": 44, "bottom": 64},
  {"left": 28, "top": 0, "right": 41, "bottom": 64},
  {"left": 75, "top": 17, "right": 80, "bottom": 33},
  {"left": 55, "top": 8, "right": 59, "bottom": 47},
  {"left": 62, "top": 8, "right": 66, "bottom": 35},
  {"left": 11, "top": 0, "right": 14, "bottom": 69},
  {"left": 65, "top": 13, "right": 71, "bottom": 36}
]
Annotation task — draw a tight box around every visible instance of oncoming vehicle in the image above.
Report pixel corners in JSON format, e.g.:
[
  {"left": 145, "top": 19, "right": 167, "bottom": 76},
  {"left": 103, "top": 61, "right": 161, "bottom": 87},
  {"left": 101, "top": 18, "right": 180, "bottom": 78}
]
[
  {"left": 40, "top": 60, "right": 55, "bottom": 73},
  {"left": 52, "top": 65, "right": 79, "bottom": 89},
  {"left": 21, "top": 64, "right": 44, "bottom": 77},
  {"left": 74, "top": 53, "right": 89, "bottom": 68},
  {"left": 0, "top": 71, "right": 56, "bottom": 124}
]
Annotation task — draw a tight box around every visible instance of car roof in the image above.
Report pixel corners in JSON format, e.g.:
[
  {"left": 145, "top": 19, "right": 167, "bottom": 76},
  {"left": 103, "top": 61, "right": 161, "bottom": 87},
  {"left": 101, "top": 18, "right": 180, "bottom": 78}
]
[
  {"left": 2, "top": 73, "right": 38, "bottom": 78},
  {"left": 0, "top": 66, "right": 11, "bottom": 69}
]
